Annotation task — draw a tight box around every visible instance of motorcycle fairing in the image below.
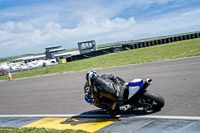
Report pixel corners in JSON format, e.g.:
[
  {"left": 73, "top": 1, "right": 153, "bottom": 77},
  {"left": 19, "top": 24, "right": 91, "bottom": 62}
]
[{"left": 128, "top": 79, "right": 144, "bottom": 100}]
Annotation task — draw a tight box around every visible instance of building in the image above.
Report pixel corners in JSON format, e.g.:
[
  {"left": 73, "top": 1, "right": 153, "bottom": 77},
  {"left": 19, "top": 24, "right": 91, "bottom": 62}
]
[
  {"left": 78, "top": 40, "right": 97, "bottom": 54},
  {"left": 45, "top": 45, "right": 66, "bottom": 59},
  {"left": 11, "top": 43, "right": 88, "bottom": 64},
  {"left": 45, "top": 45, "right": 80, "bottom": 62},
  {"left": 11, "top": 55, "right": 46, "bottom": 63}
]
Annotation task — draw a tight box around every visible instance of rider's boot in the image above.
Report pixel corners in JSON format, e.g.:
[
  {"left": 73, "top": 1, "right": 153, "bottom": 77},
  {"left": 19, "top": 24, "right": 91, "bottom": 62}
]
[{"left": 119, "top": 104, "right": 131, "bottom": 111}]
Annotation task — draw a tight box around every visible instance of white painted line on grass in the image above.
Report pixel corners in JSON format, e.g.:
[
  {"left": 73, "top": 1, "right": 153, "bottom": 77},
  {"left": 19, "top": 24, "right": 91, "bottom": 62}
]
[{"left": 0, "top": 114, "right": 200, "bottom": 121}]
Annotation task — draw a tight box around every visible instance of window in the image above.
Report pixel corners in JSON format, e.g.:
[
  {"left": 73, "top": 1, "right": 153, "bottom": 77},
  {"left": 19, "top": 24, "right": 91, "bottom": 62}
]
[{"left": 81, "top": 42, "right": 93, "bottom": 49}]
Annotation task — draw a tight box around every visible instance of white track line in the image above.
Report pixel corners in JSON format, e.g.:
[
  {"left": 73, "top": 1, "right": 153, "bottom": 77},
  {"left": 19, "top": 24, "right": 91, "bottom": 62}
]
[
  {"left": 132, "top": 115, "right": 200, "bottom": 121},
  {"left": 0, "top": 114, "right": 200, "bottom": 121}
]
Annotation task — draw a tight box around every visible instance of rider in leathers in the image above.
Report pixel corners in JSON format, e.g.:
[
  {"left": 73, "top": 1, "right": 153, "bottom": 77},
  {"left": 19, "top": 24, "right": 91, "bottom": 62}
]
[{"left": 85, "top": 70, "right": 128, "bottom": 112}]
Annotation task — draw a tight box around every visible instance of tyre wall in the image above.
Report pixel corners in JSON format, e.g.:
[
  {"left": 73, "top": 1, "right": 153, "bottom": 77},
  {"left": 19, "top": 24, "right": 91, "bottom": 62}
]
[{"left": 71, "top": 32, "right": 200, "bottom": 61}]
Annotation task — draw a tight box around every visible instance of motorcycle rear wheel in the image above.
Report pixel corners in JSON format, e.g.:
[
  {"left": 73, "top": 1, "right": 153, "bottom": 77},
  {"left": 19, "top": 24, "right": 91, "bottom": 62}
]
[{"left": 138, "top": 91, "right": 165, "bottom": 110}]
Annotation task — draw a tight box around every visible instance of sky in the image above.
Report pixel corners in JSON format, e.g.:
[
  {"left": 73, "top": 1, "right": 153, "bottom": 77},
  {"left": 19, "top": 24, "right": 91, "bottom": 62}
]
[{"left": 0, "top": 0, "right": 200, "bottom": 58}]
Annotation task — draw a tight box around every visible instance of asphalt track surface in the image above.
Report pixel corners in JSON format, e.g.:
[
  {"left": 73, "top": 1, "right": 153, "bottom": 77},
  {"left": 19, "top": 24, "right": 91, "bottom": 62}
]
[{"left": 0, "top": 56, "right": 200, "bottom": 116}]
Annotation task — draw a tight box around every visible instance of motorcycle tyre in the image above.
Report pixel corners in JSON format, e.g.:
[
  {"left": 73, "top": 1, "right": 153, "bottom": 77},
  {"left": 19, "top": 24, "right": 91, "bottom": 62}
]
[{"left": 140, "top": 91, "right": 165, "bottom": 110}]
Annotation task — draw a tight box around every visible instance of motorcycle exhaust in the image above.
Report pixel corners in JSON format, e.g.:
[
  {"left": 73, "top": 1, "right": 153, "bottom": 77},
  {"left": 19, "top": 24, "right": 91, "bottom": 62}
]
[{"left": 142, "top": 78, "right": 152, "bottom": 90}]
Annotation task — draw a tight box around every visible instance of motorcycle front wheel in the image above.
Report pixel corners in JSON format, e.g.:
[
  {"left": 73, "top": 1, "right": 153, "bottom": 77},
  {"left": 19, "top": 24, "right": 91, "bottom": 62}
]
[{"left": 138, "top": 91, "right": 165, "bottom": 110}]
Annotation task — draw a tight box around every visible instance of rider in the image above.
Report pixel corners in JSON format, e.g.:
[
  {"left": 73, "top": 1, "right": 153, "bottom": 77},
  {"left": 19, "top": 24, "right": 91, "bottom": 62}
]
[{"left": 85, "top": 70, "right": 131, "bottom": 112}]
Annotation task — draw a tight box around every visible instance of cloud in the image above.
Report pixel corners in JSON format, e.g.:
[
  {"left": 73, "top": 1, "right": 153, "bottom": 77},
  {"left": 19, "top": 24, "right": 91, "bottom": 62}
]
[
  {"left": 0, "top": 0, "right": 200, "bottom": 58},
  {"left": 0, "top": 21, "right": 33, "bottom": 33}
]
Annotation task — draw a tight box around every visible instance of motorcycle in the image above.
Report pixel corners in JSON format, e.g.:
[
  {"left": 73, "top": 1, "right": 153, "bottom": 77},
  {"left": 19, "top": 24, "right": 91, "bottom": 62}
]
[{"left": 84, "top": 78, "right": 165, "bottom": 114}]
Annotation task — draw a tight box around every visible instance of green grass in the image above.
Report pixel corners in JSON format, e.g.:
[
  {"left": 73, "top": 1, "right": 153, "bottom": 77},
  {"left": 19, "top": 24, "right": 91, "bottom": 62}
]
[
  {"left": 0, "top": 127, "right": 111, "bottom": 133},
  {"left": 0, "top": 38, "right": 200, "bottom": 80}
]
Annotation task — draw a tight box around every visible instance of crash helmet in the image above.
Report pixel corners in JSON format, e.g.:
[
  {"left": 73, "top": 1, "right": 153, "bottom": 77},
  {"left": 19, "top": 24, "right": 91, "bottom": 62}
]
[{"left": 86, "top": 70, "right": 98, "bottom": 86}]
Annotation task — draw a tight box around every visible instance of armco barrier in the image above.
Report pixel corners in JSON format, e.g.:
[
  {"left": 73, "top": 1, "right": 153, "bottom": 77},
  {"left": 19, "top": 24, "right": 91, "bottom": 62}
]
[
  {"left": 167, "top": 38, "right": 171, "bottom": 43},
  {"left": 133, "top": 43, "right": 139, "bottom": 49},
  {"left": 113, "top": 46, "right": 123, "bottom": 52},
  {"left": 158, "top": 39, "right": 162, "bottom": 45},
  {"left": 137, "top": 43, "right": 141, "bottom": 48},
  {"left": 194, "top": 33, "right": 199, "bottom": 38},
  {"left": 122, "top": 44, "right": 133, "bottom": 50},
  {"left": 198, "top": 33, "right": 200, "bottom": 38},
  {"left": 186, "top": 34, "right": 190, "bottom": 40},
  {"left": 192, "top": 33, "right": 196, "bottom": 39},
  {"left": 178, "top": 36, "right": 182, "bottom": 41},
  {"left": 161, "top": 39, "right": 165, "bottom": 44},
  {"left": 145, "top": 41, "right": 150, "bottom": 47},
  {"left": 140, "top": 42, "right": 144, "bottom": 48},
  {"left": 174, "top": 36, "right": 178, "bottom": 41},
  {"left": 154, "top": 40, "right": 158, "bottom": 45},
  {"left": 70, "top": 32, "right": 200, "bottom": 61},
  {"left": 182, "top": 35, "right": 186, "bottom": 40},
  {"left": 139, "top": 43, "right": 143, "bottom": 48},
  {"left": 151, "top": 41, "right": 155, "bottom": 46},
  {"left": 170, "top": 37, "right": 174, "bottom": 42}
]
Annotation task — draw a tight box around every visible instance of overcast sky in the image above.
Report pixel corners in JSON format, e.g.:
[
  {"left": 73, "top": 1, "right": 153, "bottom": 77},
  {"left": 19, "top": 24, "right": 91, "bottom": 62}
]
[{"left": 0, "top": 0, "right": 200, "bottom": 58}]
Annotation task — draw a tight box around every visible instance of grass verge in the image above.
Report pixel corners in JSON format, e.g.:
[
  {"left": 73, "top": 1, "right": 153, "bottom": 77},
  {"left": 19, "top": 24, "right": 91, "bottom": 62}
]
[
  {"left": 0, "top": 127, "right": 110, "bottom": 133},
  {"left": 0, "top": 38, "right": 200, "bottom": 80}
]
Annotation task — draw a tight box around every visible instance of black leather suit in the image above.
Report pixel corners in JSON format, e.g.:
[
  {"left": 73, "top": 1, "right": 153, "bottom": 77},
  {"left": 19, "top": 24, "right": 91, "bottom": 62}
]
[{"left": 90, "top": 74, "right": 126, "bottom": 110}]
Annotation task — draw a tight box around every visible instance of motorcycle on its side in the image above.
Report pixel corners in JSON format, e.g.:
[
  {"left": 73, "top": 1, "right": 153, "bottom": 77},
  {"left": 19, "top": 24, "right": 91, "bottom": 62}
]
[{"left": 84, "top": 78, "right": 165, "bottom": 114}]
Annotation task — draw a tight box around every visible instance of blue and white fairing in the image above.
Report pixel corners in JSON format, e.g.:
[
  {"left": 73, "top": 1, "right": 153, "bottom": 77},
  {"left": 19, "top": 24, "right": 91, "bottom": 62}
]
[{"left": 127, "top": 79, "right": 144, "bottom": 100}]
